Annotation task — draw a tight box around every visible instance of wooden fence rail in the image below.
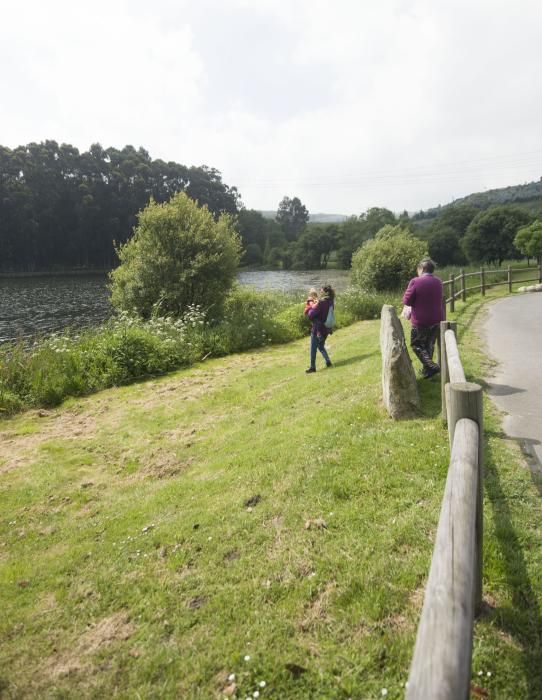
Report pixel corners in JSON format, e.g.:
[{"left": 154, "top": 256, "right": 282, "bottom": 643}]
[
  {"left": 443, "top": 264, "right": 542, "bottom": 312},
  {"left": 407, "top": 322, "right": 483, "bottom": 699}
]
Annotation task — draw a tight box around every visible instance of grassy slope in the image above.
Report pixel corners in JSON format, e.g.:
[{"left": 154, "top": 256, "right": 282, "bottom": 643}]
[{"left": 0, "top": 301, "right": 541, "bottom": 699}]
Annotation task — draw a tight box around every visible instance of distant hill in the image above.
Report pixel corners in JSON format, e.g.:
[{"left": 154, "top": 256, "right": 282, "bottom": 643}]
[
  {"left": 414, "top": 177, "right": 542, "bottom": 223},
  {"left": 258, "top": 210, "right": 348, "bottom": 224}
]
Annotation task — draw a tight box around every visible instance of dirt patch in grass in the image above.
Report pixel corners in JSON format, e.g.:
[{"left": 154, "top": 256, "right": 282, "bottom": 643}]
[
  {"left": 298, "top": 582, "right": 337, "bottom": 632},
  {"left": 140, "top": 449, "right": 195, "bottom": 480},
  {"left": 0, "top": 411, "right": 98, "bottom": 475},
  {"left": 44, "top": 611, "right": 135, "bottom": 680}
]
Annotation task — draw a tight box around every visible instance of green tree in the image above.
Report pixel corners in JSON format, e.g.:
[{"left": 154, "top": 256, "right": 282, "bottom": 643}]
[
  {"left": 351, "top": 228, "right": 426, "bottom": 291},
  {"left": 360, "top": 207, "right": 396, "bottom": 237},
  {"left": 243, "top": 243, "right": 264, "bottom": 266},
  {"left": 427, "top": 225, "right": 467, "bottom": 266},
  {"left": 438, "top": 204, "right": 479, "bottom": 235},
  {"left": 514, "top": 220, "right": 542, "bottom": 264},
  {"left": 110, "top": 192, "right": 241, "bottom": 318},
  {"left": 335, "top": 216, "right": 371, "bottom": 268},
  {"left": 276, "top": 196, "right": 309, "bottom": 241},
  {"left": 292, "top": 226, "right": 335, "bottom": 269},
  {"left": 462, "top": 206, "right": 532, "bottom": 266}
]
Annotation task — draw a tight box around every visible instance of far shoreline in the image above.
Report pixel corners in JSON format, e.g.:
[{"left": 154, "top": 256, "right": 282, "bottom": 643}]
[{"left": 0, "top": 269, "right": 111, "bottom": 279}]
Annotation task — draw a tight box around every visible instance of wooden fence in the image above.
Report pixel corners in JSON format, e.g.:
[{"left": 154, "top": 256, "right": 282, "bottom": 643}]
[
  {"left": 406, "top": 321, "right": 483, "bottom": 699},
  {"left": 444, "top": 264, "right": 542, "bottom": 312}
]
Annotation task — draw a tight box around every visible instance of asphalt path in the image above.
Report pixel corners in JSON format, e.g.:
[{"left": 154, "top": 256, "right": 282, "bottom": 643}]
[{"left": 483, "top": 292, "right": 542, "bottom": 468}]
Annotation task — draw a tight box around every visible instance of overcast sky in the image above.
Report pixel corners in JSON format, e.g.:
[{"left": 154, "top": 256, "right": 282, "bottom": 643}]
[{"left": 1, "top": 0, "right": 541, "bottom": 216}]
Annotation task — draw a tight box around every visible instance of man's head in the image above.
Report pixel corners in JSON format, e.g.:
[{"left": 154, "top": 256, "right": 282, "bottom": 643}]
[{"left": 417, "top": 258, "right": 435, "bottom": 275}]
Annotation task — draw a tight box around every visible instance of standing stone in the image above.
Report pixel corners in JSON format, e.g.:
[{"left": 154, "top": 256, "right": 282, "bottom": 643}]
[{"left": 380, "top": 304, "right": 420, "bottom": 418}]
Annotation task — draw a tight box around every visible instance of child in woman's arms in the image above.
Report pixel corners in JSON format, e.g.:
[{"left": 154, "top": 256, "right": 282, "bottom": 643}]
[{"left": 304, "top": 288, "right": 318, "bottom": 316}]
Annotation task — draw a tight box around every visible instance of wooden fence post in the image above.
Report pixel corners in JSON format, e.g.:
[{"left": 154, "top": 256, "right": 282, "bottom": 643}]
[
  {"left": 481, "top": 267, "right": 485, "bottom": 296},
  {"left": 440, "top": 322, "right": 449, "bottom": 419},
  {"left": 440, "top": 322, "right": 457, "bottom": 421},
  {"left": 406, "top": 418, "right": 479, "bottom": 700},
  {"left": 448, "top": 382, "right": 484, "bottom": 614},
  {"left": 507, "top": 265, "right": 512, "bottom": 293},
  {"left": 449, "top": 274, "right": 455, "bottom": 312},
  {"left": 461, "top": 269, "right": 466, "bottom": 302}
]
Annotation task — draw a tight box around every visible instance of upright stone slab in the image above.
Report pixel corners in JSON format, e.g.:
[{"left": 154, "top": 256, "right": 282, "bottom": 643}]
[{"left": 380, "top": 304, "right": 420, "bottom": 419}]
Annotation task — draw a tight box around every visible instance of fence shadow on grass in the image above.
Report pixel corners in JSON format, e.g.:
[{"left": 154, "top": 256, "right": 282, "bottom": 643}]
[{"left": 482, "top": 439, "right": 542, "bottom": 698}]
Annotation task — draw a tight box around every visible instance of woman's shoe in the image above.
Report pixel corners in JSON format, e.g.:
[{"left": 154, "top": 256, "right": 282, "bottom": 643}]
[{"left": 305, "top": 367, "right": 316, "bottom": 373}]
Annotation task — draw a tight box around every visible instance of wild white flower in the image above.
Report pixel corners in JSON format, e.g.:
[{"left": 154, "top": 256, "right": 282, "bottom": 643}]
[
  {"left": 228, "top": 673, "right": 235, "bottom": 681},
  {"left": 259, "top": 681, "right": 266, "bottom": 687},
  {"left": 244, "top": 655, "right": 250, "bottom": 661}
]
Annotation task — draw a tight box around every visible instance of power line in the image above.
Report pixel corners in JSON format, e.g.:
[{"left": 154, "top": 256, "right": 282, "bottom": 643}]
[{"left": 234, "top": 149, "right": 542, "bottom": 189}]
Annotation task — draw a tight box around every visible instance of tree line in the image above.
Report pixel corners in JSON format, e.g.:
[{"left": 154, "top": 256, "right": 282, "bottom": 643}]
[
  {"left": 0, "top": 141, "right": 240, "bottom": 272},
  {"left": 2, "top": 139, "right": 541, "bottom": 273}
]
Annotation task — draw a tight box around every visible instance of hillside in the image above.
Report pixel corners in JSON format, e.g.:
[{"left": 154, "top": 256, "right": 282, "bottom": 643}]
[{"left": 414, "top": 178, "right": 542, "bottom": 223}]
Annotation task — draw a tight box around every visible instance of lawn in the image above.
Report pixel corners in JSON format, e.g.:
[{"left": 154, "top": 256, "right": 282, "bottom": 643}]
[{"left": 1, "top": 294, "right": 541, "bottom": 699}]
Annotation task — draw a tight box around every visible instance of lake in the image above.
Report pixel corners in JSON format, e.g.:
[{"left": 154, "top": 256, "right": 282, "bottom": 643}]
[{"left": 0, "top": 270, "right": 350, "bottom": 343}]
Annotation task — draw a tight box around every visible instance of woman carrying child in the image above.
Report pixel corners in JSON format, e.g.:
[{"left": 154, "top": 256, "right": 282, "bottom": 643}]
[{"left": 304, "top": 284, "right": 335, "bottom": 373}]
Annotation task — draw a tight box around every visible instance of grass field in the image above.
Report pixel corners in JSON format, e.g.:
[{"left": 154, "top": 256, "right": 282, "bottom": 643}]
[{"left": 1, "top": 290, "right": 541, "bottom": 699}]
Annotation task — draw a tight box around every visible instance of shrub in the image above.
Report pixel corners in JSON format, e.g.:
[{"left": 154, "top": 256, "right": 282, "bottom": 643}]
[
  {"left": 338, "top": 287, "right": 394, "bottom": 321},
  {"left": 351, "top": 229, "right": 426, "bottom": 291},
  {"left": 206, "top": 286, "right": 300, "bottom": 355},
  {"left": 110, "top": 192, "right": 242, "bottom": 319}
]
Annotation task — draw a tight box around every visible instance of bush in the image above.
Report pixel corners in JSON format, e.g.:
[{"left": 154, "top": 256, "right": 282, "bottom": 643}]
[
  {"left": 351, "top": 229, "right": 426, "bottom": 291},
  {"left": 338, "top": 287, "right": 394, "bottom": 322},
  {"left": 110, "top": 192, "right": 242, "bottom": 319},
  {"left": 205, "top": 286, "right": 301, "bottom": 356}
]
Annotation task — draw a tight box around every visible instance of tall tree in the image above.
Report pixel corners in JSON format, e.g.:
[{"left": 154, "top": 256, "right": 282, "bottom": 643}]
[
  {"left": 514, "top": 220, "right": 542, "bottom": 264},
  {"left": 462, "top": 206, "right": 532, "bottom": 266},
  {"left": 0, "top": 141, "right": 242, "bottom": 272},
  {"left": 276, "top": 196, "right": 309, "bottom": 242}
]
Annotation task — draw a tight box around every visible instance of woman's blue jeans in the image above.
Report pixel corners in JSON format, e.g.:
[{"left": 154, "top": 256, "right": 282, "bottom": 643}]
[{"left": 310, "top": 333, "right": 331, "bottom": 369}]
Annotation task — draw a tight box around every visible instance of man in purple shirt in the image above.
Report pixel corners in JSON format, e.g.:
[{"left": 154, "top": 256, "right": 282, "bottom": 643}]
[{"left": 402, "top": 258, "right": 445, "bottom": 378}]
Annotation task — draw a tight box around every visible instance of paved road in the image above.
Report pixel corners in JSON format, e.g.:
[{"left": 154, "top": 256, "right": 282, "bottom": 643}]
[{"left": 483, "top": 292, "right": 542, "bottom": 468}]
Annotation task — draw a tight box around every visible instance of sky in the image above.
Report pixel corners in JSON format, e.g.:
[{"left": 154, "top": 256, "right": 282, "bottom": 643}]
[{"left": 1, "top": 0, "right": 542, "bottom": 216}]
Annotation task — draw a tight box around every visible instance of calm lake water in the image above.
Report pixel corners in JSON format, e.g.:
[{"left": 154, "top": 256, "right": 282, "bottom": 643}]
[{"left": 0, "top": 270, "right": 350, "bottom": 343}]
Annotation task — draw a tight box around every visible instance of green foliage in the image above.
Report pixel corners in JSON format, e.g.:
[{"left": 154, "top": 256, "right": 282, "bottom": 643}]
[
  {"left": 335, "top": 209, "right": 397, "bottom": 269},
  {"left": 462, "top": 206, "right": 532, "bottom": 266},
  {"left": 0, "top": 309, "right": 209, "bottom": 413},
  {"left": 413, "top": 179, "right": 542, "bottom": 224},
  {"left": 0, "top": 141, "right": 241, "bottom": 273},
  {"left": 350, "top": 228, "right": 427, "bottom": 291},
  {"left": 427, "top": 225, "right": 467, "bottom": 266},
  {"left": 110, "top": 192, "right": 242, "bottom": 318},
  {"left": 292, "top": 226, "right": 335, "bottom": 269},
  {"left": 242, "top": 243, "right": 264, "bottom": 266},
  {"left": 206, "top": 286, "right": 297, "bottom": 355},
  {"left": 276, "top": 195, "right": 309, "bottom": 242},
  {"left": 514, "top": 220, "right": 542, "bottom": 263},
  {"left": 338, "top": 287, "right": 395, "bottom": 322}
]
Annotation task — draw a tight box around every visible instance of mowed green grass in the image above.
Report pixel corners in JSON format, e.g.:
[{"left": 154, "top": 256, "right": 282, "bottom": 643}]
[{"left": 1, "top": 306, "right": 541, "bottom": 699}]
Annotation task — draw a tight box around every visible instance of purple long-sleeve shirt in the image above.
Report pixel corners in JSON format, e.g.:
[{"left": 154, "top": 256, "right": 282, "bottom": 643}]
[
  {"left": 402, "top": 273, "right": 445, "bottom": 328},
  {"left": 308, "top": 297, "right": 332, "bottom": 336}
]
